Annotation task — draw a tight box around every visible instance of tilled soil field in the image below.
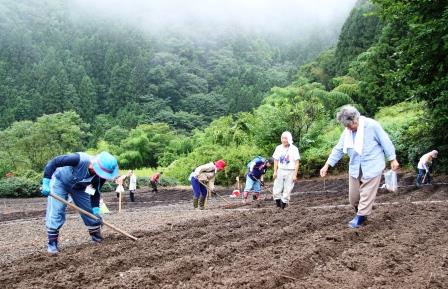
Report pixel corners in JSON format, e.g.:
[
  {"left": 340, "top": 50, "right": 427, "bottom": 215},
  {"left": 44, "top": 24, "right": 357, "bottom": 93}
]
[{"left": 1, "top": 173, "right": 448, "bottom": 288}]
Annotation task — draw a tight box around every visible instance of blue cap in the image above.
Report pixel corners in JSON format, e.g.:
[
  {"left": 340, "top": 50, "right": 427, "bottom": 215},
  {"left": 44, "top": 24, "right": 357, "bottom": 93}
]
[{"left": 92, "top": 152, "right": 119, "bottom": 180}]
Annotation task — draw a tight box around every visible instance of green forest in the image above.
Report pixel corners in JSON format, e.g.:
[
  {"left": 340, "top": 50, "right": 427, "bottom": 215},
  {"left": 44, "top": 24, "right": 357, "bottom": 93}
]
[{"left": 0, "top": 0, "right": 447, "bottom": 197}]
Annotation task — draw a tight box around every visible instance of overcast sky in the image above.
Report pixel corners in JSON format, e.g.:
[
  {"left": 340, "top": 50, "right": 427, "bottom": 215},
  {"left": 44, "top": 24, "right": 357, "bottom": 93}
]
[{"left": 68, "top": 0, "right": 357, "bottom": 36}]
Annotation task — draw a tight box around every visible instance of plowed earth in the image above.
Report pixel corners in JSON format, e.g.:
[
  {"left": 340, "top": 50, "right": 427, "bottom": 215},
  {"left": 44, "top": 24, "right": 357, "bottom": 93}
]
[{"left": 1, "top": 173, "right": 447, "bottom": 288}]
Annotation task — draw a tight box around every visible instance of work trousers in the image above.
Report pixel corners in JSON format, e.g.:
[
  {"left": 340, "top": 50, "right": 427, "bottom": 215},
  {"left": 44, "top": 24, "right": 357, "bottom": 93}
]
[
  {"left": 273, "top": 168, "right": 295, "bottom": 204},
  {"left": 349, "top": 173, "right": 382, "bottom": 216},
  {"left": 46, "top": 178, "right": 101, "bottom": 232}
]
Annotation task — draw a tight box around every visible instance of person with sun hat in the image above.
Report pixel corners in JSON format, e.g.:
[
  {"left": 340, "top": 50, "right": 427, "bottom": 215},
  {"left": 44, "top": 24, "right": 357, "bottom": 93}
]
[{"left": 41, "top": 151, "right": 119, "bottom": 255}]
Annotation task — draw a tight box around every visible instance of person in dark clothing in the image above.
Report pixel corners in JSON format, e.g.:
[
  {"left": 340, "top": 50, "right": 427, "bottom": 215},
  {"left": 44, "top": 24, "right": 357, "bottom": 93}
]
[{"left": 242, "top": 157, "right": 274, "bottom": 202}]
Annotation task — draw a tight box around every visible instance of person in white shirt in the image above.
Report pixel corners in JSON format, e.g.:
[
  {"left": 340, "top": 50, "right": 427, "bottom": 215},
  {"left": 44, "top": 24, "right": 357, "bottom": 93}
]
[
  {"left": 416, "top": 150, "right": 438, "bottom": 185},
  {"left": 272, "top": 131, "right": 300, "bottom": 209},
  {"left": 128, "top": 170, "right": 137, "bottom": 202}
]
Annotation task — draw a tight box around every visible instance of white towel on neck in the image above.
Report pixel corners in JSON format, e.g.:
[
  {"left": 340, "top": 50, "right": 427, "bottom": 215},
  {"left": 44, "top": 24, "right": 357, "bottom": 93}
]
[{"left": 343, "top": 116, "right": 365, "bottom": 155}]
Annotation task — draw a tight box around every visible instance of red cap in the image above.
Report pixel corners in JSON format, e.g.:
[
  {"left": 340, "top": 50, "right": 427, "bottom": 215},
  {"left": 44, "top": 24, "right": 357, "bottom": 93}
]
[{"left": 215, "top": 159, "right": 226, "bottom": 171}]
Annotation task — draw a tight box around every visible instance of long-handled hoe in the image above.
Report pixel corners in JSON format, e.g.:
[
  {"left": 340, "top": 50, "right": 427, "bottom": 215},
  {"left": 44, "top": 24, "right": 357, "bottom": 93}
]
[
  {"left": 197, "top": 181, "right": 232, "bottom": 208},
  {"left": 421, "top": 171, "right": 428, "bottom": 185},
  {"left": 50, "top": 193, "right": 138, "bottom": 241}
]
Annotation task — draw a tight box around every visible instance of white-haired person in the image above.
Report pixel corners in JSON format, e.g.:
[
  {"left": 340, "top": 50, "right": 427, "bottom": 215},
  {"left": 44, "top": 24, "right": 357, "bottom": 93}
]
[
  {"left": 320, "top": 105, "right": 399, "bottom": 228},
  {"left": 272, "top": 131, "right": 300, "bottom": 209},
  {"left": 416, "top": 150, "right": 438, "bottom": 186}
]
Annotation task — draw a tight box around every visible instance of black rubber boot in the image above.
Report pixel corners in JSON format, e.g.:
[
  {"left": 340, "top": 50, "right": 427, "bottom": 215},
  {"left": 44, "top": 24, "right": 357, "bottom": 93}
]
[
  {"left": 275, "top": 199, "right": 281, "bottom": 208},
  {"left": 199, "top": 196, "right": 206, "bottom": 210},
  {"left": 47, "top": 229, "right": 59, "bottom": 255},
  {"left": 281, "top": 201, "right": 288, "bottom": 209},
  {"left": 354, "top": 206, "right": 358, "bottom": 213},
  {"left": 88, "top": 227, "right": 103, "bottom": 243},
  {"left": 193, "top": 198, "right": 199, "bottom": 209},
  {"left": 130, "top": 191, "right": 135, "bottom": 202}
]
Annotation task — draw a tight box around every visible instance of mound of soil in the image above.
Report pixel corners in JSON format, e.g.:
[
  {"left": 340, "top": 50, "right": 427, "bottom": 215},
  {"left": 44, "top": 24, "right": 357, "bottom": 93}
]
[{"left": 1, "top": 173, "right": 447, "bottom": 288}]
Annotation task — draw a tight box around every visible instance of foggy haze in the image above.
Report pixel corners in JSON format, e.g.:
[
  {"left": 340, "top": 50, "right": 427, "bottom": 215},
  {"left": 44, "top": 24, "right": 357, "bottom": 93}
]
[{"left": 68, "top": 0, "right": 357, "bottom": 38}]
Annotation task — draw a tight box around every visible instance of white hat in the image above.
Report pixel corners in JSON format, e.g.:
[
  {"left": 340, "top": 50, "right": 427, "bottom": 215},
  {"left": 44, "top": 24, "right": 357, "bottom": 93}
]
[{"left": 281, "top": 131, "right": 293, "bottom": 144}]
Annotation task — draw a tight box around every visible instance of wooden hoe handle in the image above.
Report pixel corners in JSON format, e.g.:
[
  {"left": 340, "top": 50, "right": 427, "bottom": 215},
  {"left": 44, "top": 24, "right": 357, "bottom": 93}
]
[{"left": 49, "top": 193, "right": 138, "bottom": 241}]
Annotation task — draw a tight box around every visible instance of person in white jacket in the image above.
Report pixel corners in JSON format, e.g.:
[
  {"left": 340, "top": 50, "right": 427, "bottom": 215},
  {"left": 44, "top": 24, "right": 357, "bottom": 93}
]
[
  {"left": 416, "top": 150, "right": 438, "bottom": 185},
  {"left": 128, "top": 170, "right": 137, "bottom": 202}
]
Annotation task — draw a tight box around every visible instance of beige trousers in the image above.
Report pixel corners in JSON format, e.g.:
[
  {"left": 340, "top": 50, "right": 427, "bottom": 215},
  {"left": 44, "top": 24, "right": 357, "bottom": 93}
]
[
  {"left": 273, "top": 169, "right": 295, "bottom": 203},
  {"left": 349, "top": 173, "right": 382, "bottom": 216}
]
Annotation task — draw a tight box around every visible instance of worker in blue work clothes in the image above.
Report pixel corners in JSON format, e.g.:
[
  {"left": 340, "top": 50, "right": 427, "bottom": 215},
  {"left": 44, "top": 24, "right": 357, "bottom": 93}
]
[
  {"left": 41, "top": 151, "right": 119, "bottom": 255},
  {"left": 242, "top": 156, "right": 274, "bottom": 203}
]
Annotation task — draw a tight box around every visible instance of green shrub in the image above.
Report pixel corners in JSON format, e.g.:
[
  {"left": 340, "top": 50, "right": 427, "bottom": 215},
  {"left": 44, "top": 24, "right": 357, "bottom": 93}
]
[
  {"left": 101, "top": 181, "right": 115, "bottom": 192},
  {"left": 138, "top": 176, "right": 151, "bottom": 187},
  {"left": 17, "top": 170, "right": 42, "bottom": 182},
  {"left": 376, "top": 101, "right": 432, "bottom": 167},
  {"left": 0, "top": 177, "right": 40, "bottom": 198},
  {"left": 159, "top": 176, "right": 179, "bottom": 187},
  {"left": 165, "top": 144, "right": 261, "bottom": 186},
  {"left": 300, "top": 123, "right": 347, "bottom": 177}
]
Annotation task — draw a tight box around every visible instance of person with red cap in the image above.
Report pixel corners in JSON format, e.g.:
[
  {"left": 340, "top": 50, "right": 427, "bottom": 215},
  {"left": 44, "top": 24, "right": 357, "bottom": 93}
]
[
  {"left": 41, "top": 151, "right": 119, "bottom": 255},
  {"left": 190, "top": 160, "right": 226, "bottom": 209}
]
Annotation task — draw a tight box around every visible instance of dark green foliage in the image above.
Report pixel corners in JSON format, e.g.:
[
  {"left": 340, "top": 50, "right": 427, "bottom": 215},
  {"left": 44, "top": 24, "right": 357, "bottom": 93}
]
[
  {"left": 345, "top": 0, "right": 448, "bottom": 170},
  {"left": 100, "top": 182, "right": 115, "bottom": 193},
  {"left": 0, "top": 0, "right": 337, "bottom": 139},
  {"left": 297, "top": 49, "right": 337, "bottom": 89},
  {"left": 333, "top": 0, "right": 382, "bottom": 77},
  {"left": 0, "top": 111, "right": 89, "bottom": 172},
  {"left": 0, "top": 177, "right": 40, "bottom": 198}
]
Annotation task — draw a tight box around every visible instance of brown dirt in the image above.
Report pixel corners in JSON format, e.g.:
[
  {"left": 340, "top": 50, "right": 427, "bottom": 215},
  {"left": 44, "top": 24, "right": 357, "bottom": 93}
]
[{"left": 1, "top": 173, "right": 448, "bottom": 288}]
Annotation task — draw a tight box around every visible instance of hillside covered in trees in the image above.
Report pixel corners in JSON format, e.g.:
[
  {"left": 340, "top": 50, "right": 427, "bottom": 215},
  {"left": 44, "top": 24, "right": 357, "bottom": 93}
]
[{"left": 0, "top": 0, "right": 447, "bottom": 196}]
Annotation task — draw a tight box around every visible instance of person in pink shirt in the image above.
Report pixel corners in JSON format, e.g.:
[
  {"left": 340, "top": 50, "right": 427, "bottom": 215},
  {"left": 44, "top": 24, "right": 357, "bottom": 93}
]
[{"left": 150, "top": 172, "right": 163, "bottom": 193}]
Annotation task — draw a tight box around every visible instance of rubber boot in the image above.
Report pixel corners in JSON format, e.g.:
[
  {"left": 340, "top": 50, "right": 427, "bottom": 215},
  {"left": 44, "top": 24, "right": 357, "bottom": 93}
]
[
  {"left": 348, "top": 215, "right": 367, "bottom": 229},
  {"left": 242, "top": 191, "right": 249, "bottom": 203},
  {"left": 47, "top": 229, "right": 59, "bottom": 255},
  {"left": 89, "top": 227, "right": 103, "bottom": 243},
  {"left": 199, "top": 196, "right": 206, "bottom": 210},
  {"left": 193, "top": 198, "right": 199, "bottom": 209},
  {"left": 281, "top": 201, "right": 288, "bottom": 209},
  {"left": 354, "top": 206, "right": 358, "bottom": 213},
  {"left": 130, "top": 191, "right": 135, "bottom": 202},
  {"left": 253, "top": 193, "right": 260, "bottom": 201},
  {"left": 275, "top": 199, "right": 282, "bottom": 208}
]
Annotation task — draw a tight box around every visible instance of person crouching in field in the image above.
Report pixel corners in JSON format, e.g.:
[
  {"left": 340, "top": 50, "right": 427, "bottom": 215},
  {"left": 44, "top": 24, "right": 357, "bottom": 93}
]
[
  {"left": 190, "top": 160, "right": 226, "bottom": 210},
  {"left": 150, "top": 171, "right": 163, "bottom": 193},
  {"left": 416, "top": 150, "right": 438, "bottom": 186},
  {"left": 41, "top": 151, "right": 119, "bottom": 255},
  {"left": 320, "top": 105, "right": 399, "bottom": 229},
  {"left": 243, "top": 157, "right": 274, "bottom": 203},
  {"left": 272, "top": 131, "right": 300, "bottom": 209}
]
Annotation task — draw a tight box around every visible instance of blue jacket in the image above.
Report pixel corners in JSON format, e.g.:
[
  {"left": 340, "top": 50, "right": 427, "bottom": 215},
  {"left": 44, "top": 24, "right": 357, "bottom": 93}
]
[
  {"left": 327, "top": 118, "right": 396, "bottom": 179},
  {"left": 43, "top": 152, "right": 105, "bottom": 207}
]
